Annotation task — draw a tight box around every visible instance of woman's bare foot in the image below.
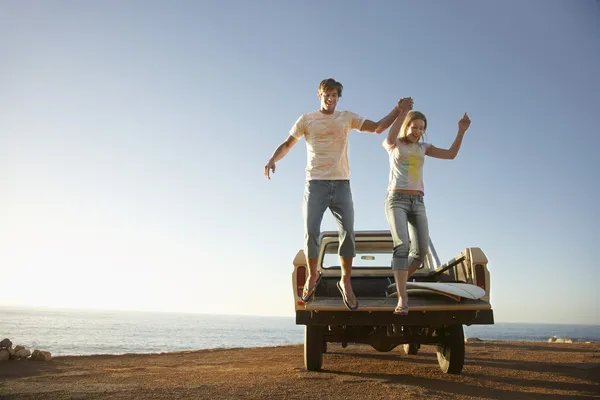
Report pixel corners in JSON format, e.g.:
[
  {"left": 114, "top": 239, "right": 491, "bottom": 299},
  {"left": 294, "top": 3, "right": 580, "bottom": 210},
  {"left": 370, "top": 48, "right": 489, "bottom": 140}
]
[
  {"left": 393, "top": 303, "right": 409, "bottom": 315},
  {"left": 394, "top": 296, "right": 409, "bottom": 315}
]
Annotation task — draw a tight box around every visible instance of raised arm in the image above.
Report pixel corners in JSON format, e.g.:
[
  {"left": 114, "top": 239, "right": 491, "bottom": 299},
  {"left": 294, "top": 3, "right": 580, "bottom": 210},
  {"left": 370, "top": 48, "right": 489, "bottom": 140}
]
[
  {"left": 426, "top": 113, "right": 471, "bottom": 160},
  {"left": 386, "top": 97, "right": 414, "bottom": 147},
  {"left": 359, "top": 105, "right": 401, "bottom": 134},
  {"left": 264, "top": 135, "right": 299, "bottom": 179}
]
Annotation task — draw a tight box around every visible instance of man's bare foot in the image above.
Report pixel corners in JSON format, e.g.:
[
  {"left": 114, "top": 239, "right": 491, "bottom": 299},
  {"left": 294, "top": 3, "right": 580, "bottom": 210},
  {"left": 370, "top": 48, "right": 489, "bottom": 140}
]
[
  {"left": 337, "top": 280, "right": 358, "bottom": 310},
  {"left": 301, "top": 273, "right": 321, "bottom": 301}
]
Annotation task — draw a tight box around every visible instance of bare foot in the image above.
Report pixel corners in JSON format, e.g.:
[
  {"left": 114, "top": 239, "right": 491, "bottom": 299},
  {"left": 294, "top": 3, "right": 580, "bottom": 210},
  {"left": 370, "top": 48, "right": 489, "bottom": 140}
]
[
  {"left": 337, "top": 280, "right": 358, "bottom": 310},
  {"left": 394, "top": 297, "right": 409, "bottom": 315},
  {"left": 301, "top": 274, "right": 321, "bottom": 301}
]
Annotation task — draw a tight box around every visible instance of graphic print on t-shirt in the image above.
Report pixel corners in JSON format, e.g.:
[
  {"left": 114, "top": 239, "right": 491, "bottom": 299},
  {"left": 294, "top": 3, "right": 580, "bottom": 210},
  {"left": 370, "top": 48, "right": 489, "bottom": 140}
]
[
  {"left": 405, "top": 147, "right": 424, "bottom": 183},
  {"left": 384, "top": 140, "right": 430, "bottom": 193}
]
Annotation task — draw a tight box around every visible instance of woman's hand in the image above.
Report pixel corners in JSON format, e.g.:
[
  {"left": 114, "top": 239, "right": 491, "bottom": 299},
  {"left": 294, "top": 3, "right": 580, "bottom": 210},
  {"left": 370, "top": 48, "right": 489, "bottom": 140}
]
[
  {"left": 397, "top": 97, "right": 414, "bottom": 113},
  {"left": 458, "top": 112, "right": 471, "bottom": 133}
]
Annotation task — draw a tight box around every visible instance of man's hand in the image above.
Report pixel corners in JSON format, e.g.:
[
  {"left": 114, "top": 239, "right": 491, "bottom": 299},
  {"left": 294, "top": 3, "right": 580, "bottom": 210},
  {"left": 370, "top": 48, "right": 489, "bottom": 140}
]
[
  {"left": 397, "top": 97, "right": 414, "bottom": 112},
  {"left": 458, "top": 112, "right": 471, "bottom": 133},
  {"left": 264, "top": 159, "right": 276, "bottom": 179}
]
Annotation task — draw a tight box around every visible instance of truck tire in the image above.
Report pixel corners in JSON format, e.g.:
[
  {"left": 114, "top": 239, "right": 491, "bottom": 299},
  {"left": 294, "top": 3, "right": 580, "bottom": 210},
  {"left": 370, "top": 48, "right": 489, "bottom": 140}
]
[
  {"left": 436, "top": 324, "right": 465, "bottom": 374},
  {"left": 304, "top": 325, "right": 324, "bottom": 371},
  {"left": 403, "top": 343, "right": 419, "bottom": 355}
]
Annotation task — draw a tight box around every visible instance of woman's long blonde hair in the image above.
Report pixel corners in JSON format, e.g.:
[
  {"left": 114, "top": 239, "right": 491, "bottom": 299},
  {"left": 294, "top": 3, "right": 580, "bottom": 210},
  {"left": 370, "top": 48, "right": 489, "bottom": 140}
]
[{"left": 400, "top": 111, "right": 427, "bottom": 142}]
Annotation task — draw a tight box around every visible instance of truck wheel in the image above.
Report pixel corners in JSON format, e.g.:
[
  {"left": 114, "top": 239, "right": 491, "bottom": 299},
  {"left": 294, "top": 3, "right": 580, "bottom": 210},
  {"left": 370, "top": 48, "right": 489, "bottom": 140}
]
[
  {"left": 436, "top": 325, "right": 465, "bottom": 374},
  {"left": 304, "top": 325, "right": 324, "bottom": 371},
  {"left": 403, "top": 343, "right": 419, "bottom": 355}
]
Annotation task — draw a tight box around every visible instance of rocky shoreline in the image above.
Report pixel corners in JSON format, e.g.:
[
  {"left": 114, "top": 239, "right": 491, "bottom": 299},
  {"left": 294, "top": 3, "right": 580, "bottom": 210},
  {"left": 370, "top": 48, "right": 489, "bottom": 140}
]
[{"left": 0, "top": 338, "right": 52, "bottom": 362}]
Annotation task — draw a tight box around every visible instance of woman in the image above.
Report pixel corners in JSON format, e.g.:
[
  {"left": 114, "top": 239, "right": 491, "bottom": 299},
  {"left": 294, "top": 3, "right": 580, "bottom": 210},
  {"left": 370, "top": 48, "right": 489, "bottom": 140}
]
[{"left": 384, "top": 101, "right": 472, "bottom": 314}]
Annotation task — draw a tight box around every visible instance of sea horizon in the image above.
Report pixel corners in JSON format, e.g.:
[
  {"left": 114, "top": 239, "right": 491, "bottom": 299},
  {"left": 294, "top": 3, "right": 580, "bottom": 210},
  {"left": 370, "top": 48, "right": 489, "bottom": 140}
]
[{"left": 2, "top": 305, "right": 597, "bottom": 326}]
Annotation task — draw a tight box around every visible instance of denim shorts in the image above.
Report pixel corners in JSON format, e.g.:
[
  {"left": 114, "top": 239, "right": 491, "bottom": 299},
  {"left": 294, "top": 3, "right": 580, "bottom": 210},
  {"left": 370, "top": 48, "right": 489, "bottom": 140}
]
[{"left": 302, "top": 180, "right": 355, "bottom": 259}]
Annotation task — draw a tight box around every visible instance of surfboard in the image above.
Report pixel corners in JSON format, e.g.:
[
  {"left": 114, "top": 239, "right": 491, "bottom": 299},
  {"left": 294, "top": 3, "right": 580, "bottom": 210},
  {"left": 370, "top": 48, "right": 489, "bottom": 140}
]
[
  {"left": 387, "top": 288, "right": 462, "bottom": 301},
  {"left": 406, "top": 282, "right": 485, "bottom": 299},
  {"left": 388, "top": 282, "right": 486, "bottom": 300}
]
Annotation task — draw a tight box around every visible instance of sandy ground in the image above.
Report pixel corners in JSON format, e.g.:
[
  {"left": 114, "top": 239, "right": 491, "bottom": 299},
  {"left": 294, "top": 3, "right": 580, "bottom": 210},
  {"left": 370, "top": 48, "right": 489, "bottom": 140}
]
[{"left": 0, "top": 341, "right": 599, "bottom": 399}]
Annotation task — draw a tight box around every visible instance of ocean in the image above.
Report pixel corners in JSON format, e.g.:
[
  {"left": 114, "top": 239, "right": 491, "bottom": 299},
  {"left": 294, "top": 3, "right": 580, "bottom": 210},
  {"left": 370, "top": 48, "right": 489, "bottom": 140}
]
[{"left": 1, "top": 306, "right": 598, "bottom": 356}]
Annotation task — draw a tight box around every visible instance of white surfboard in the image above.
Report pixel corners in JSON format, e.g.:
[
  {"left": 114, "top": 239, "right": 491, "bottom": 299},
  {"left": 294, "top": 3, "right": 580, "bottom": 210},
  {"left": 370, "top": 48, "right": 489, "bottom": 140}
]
[
  {"left": 407, "top": 288, "right": 462, "bottom": 301},
  {"left": 405, "top": 282, "right": 486, "bottom": 300},
  {"left": 388, "top": 288, "right": 462, "bottom": 301}
]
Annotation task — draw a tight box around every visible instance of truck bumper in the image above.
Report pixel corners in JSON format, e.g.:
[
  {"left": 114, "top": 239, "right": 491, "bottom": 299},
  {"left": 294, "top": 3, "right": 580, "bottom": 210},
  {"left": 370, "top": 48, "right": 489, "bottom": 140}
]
[{"left": 296, "top": 309, "right": 494, "bottom": 326}]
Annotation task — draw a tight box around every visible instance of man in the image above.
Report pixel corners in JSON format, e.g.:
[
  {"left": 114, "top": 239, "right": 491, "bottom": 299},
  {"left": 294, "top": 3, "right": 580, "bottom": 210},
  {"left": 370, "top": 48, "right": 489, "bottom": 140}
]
[{"left": 264, "top": 78, "right": 410, "bottom": 310}]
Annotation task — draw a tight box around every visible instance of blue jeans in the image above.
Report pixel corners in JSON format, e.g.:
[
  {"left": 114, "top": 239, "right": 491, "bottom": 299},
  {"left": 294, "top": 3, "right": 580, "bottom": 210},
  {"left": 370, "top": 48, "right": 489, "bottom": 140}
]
[
  {"left": 385, "top": 192, "right": 430, "bottom": 270},
  {"left": 303, "top": 180, "right": 355, "bottom": 259}
]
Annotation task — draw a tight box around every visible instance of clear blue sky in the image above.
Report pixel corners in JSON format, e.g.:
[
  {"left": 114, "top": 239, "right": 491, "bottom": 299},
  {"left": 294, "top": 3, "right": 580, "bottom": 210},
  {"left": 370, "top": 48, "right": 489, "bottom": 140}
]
[{"left": 1, "top": 0, "right": 599, "bottom": 324}]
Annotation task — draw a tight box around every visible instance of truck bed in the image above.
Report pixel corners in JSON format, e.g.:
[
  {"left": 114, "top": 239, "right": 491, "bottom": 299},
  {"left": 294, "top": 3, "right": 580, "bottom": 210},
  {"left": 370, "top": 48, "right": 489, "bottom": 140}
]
[{"left": 305, "top": 297, "right": 492, "bottom": 312}]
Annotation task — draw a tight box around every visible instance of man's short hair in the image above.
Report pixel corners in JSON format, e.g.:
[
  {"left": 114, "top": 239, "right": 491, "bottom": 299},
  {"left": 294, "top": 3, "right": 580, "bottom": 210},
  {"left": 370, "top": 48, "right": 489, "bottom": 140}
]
[{"left": 318, "top": 78, "right": 343, "bottom": 97}]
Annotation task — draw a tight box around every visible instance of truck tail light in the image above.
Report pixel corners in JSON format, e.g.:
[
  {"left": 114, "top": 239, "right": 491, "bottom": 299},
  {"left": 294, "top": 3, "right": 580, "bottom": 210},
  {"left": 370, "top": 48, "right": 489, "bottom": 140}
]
[
  {"left": 474, "top": 264, "right": 486, "bottom": 290},
  {"left": 296, "top": 266, "right": 306, "bottom": 298}
]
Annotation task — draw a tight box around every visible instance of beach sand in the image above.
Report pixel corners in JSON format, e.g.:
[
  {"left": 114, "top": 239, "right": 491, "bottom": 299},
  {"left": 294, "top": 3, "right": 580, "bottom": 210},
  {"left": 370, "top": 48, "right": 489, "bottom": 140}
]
[{"left": 0, "top": 341, "right": 599, "bottom": 399}]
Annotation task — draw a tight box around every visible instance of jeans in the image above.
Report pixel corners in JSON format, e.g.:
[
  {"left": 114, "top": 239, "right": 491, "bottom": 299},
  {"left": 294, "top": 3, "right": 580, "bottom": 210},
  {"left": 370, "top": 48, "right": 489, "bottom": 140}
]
[
  {"left": 385, "top": 192, "right": 430, "bottom": 271},
  {"left": 303, "top": 180, "right": 355, "bottom": 259}
]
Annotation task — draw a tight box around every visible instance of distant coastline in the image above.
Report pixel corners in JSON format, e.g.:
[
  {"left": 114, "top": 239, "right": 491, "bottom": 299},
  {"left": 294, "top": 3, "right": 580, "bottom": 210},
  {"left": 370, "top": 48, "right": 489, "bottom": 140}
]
[{"left": 1, "top": 306, "right": 599, "bottom": 357}]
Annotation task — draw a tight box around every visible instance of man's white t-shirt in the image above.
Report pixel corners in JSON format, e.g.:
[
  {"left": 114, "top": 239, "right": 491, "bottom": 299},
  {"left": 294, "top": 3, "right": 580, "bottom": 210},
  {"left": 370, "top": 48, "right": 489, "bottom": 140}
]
[{"left": 290, "top": 110, "right": 366, "bottom": 181}]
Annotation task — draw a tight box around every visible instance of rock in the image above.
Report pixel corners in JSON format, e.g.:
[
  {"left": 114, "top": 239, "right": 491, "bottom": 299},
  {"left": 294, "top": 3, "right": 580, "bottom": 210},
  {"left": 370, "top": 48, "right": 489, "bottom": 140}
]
[
  {"left": 548, "top": 337, "right": 573, "bottom": 343},
  {"left": 14, "top": 348, "right": 31, "bottom": 359},
  {"left": 7, "top": 347, "right": 15, "bottom": 357},
  {"left": 14, "top": 345, "right": 25, "bottom": 352},
  {"left": 556, "top": 338, "right": 573, "bottom": 343},
  {"left": 30, "top": 350, "right": 52, "bottom": 361},
  {"left": 0, "top": 338, "right": 12, "bottom": 349},
  {"left": 465, "top": 337, "right": 483, "bottom": 343},
  {"left": 0, "top": 350, "right": 9, "bottom": 361}
]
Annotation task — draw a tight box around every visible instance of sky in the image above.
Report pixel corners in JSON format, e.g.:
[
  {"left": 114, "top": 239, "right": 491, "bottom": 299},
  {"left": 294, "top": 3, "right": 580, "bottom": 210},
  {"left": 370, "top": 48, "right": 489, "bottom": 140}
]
[{"left": 1, "top": 0, "right": 599, "bottom": 325}]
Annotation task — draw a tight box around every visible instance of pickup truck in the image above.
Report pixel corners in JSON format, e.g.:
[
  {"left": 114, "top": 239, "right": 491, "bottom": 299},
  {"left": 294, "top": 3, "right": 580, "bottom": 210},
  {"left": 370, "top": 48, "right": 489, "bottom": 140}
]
[{"left": 292, "top": 230, "right": 494, "bottom": 374}]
